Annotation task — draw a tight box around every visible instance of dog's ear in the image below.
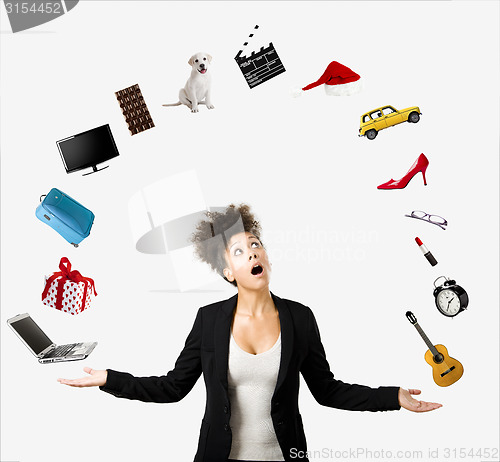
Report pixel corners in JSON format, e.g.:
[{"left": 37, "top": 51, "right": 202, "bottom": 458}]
[
  {"left": 188, "top": 56, "right": 194, "bottom": 66},
  {"left": 207, "top": 54, "right": 213, "bottom": 63}
]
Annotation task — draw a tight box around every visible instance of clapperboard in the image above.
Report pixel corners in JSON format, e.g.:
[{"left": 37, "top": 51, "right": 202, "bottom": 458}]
[{"left": 234, "top": 25, "right": 286, "bottom": 89}]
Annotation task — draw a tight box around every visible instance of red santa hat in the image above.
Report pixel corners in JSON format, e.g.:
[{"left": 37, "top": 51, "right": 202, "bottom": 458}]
[{"left": 292, "top": 61, "right": 362, "bottom": 97}]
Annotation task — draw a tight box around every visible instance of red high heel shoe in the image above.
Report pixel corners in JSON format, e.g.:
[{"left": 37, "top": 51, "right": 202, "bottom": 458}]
[{"left": 377, "top": 153, "right": 429, "bottom": 190}]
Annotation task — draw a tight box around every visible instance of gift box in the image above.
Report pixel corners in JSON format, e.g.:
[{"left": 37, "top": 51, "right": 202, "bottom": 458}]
[{"left": 42, "top": 257, "right": 97, "bottom": 315}]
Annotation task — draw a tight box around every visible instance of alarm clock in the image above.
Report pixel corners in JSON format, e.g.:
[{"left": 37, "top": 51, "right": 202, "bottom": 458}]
[{"left": 433, "top": 276, "right": 469, "bottom": 317}]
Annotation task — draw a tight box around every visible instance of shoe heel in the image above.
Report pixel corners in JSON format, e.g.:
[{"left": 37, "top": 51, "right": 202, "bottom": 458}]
[{"left": 421, "top": 167, "right": 428, "bottom": 186}]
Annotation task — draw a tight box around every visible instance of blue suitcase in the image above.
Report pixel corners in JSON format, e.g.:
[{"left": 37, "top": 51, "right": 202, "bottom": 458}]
[{"left": 36, "top": 188, "right": 95, "bottom": 247}]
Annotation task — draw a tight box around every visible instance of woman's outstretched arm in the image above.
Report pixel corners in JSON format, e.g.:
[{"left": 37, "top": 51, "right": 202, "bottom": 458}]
[
  {"left": 300, "top": 307, "right": 441, "bottom": 413},
  {"left": 58, "top": 308, "right": 203, "bottom": 403}
]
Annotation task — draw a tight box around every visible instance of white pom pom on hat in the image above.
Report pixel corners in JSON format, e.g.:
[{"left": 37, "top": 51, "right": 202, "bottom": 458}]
[{"left": 290, "top": 86, "right": 305, "bottom": 98}]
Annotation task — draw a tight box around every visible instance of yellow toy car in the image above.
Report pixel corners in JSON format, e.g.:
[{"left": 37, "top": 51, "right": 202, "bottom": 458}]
[{"left": 359, "top": 105, "right": 421, "bottom": 139}]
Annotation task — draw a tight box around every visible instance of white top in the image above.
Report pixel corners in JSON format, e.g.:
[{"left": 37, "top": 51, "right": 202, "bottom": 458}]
[{"left": 227, "top": 330, "right": 284, "bottom": 461}]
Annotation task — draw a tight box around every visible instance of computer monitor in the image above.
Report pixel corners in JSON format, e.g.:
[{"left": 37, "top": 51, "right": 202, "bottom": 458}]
[{"left": 56, "top": 124, "right": 120, "bottom": 176}]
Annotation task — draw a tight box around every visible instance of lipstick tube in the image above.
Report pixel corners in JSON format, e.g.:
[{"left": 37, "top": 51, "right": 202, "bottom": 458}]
[{"left": 415, "top": 237, "right": 438, "bottom": 266}]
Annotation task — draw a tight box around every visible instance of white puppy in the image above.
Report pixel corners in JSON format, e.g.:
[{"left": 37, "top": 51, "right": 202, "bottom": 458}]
[{"left": 163, "top": 52, "right": 214, "bottom": 113}]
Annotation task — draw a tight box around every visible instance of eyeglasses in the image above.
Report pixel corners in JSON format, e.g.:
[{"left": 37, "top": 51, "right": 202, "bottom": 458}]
[{"left": 404, "top": 210, "right": 448, "bottom": 230}]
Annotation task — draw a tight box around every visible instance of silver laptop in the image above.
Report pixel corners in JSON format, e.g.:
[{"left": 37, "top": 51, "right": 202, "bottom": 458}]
[{"left": 7, "top": 313, "right": 97, "bottom": 364}]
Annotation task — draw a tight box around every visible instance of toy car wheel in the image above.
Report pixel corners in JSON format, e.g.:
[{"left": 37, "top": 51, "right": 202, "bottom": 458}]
[
  {"left": 72, "top": 243, "right": 79, "bottom": 248},
  {"left": 409, "top": 112, "right": 420, "bottom": 123},
  {"left": 366, "top": 129, "right": 378, "bottom": 140}
]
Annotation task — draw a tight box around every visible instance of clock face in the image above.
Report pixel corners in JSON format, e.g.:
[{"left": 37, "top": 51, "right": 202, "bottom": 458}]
[{"left": 437, "top": 289, "right": 461, "bottom": 315}]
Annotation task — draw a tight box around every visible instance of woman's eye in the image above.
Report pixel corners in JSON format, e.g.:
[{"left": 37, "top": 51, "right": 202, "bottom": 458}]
[
  {"left": 251, "top": 242, "right": 260, "bottom": 248},
  {"left": 234, "top": 249, "right": 242, "bottom": 256}
]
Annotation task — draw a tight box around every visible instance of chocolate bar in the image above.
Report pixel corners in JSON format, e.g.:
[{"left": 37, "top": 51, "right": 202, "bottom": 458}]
[{"left": 115, "top": 84, "right": 155, "bottom": 135}]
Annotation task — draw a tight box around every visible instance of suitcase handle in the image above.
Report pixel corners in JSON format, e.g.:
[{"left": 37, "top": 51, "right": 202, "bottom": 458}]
[{"left": 40, "top": 194, "right": 46, "bottom": 202}]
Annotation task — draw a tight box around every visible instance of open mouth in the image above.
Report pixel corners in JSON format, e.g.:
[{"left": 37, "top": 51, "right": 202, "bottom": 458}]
[
  {"left": 198, "top": 68, "right": 207, "bottom": 74},
  {"left": 251, "top": 264, "right": 263, "bottom": 276}
]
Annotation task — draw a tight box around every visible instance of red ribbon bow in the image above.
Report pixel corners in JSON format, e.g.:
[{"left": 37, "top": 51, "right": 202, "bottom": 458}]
[{"left": 42, "top": 257, "right": 97, "bottom": 313}]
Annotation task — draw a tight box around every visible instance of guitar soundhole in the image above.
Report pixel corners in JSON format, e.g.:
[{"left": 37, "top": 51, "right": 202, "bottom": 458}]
[{"left": 433, "top": 353, "right": 444, "bottom": 364}]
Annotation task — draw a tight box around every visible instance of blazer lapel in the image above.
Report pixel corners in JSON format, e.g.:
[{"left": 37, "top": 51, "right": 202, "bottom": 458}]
[
  {"left": 213, "top": 292, "right": 294, "bottom": 398},
  {"left": 214, "top": 294, "right": 237, "bottom": 392},
  {"left": 271, "top": 293, "right": 294, "bottom": 397}
]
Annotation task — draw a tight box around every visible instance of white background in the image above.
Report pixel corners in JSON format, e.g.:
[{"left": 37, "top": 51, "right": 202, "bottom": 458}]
[{"left": 1, "top": 1, "right": 499, "bottom": 461}]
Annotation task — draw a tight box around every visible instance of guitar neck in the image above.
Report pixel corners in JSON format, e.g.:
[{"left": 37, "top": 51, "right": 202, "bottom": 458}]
[{"left": 413, "top": 322, "right": 439, "bottom": 357}]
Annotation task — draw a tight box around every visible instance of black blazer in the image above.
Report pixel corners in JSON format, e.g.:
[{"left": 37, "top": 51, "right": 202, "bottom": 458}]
[{"left": 101, "top": 293, "right": 400, "bottom": 462}]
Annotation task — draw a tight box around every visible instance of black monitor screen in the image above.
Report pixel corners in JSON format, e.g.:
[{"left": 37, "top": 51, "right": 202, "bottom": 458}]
[
  {"left": 10, "top": 316, "right": 53, "bottom": 355},
  {"left": 57, "top": 124, "right": 119, "bottom": 173}
]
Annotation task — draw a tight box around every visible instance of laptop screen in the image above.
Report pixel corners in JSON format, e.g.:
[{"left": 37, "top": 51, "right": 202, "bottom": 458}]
[{"left": 10, "top": 316, "right": 53, "bottom": 355}]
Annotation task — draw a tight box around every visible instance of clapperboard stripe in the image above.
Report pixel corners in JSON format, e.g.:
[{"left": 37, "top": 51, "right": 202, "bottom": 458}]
[
  {"left": 235, "top": 24, "right": 259, "bottom": 60},
  {"left": 234, "top": 25, "right": 286, "bottom": 89}
]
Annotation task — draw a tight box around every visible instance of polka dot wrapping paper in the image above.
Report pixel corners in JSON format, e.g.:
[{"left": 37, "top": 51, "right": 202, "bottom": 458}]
[{"left": 41, "top": 257, "right": 97, "bottom": 315}]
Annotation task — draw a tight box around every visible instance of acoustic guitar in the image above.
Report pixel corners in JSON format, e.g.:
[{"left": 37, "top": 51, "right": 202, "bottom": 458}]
[{"left": 406, "top": 311, "right": 463, "bottom": 387}]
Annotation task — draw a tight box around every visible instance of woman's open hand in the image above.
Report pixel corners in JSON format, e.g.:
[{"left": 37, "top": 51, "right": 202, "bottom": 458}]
[
  {"left": 58, "top": 367, "right": 107, "bottom": 388},
  {"left": 398, "top": 388, "right": 442, "bottom": 412}
]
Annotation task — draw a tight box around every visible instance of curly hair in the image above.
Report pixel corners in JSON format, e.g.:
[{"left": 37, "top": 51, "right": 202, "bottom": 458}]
[{"left": 191, "top": 204, "right": 262, "bottom": 286}]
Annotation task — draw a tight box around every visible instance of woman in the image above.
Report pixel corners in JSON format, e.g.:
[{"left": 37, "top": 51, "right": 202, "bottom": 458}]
[{"left": 59, "top": 204, "right": 441, "bottom": 462}]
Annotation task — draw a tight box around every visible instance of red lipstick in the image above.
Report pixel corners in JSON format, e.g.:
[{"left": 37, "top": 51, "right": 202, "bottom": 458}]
[{"left": 415, "top": 237, "right": 438, "bottom": 266}]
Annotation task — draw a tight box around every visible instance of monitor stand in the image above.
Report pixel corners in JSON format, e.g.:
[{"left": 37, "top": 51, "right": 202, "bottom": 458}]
[{"left": 82, "top": 164, "right": 109, "bottom": 176}]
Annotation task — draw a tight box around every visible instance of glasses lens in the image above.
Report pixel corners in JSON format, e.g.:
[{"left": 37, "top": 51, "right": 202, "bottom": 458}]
[
  {"left": 412, "top": 211, "right": 427, "bottom": 218},
  {"left": 429, "top": 215, "right": 446, "bottom": 225}
]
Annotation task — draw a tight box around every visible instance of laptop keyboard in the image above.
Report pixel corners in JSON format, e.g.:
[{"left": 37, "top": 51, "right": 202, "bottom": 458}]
[{"left": 46, "top": 343, "right": 83, "bottom": 358}]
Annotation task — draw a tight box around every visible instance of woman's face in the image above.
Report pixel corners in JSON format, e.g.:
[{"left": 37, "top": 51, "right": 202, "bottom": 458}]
[{"left": 223, "top": 231, "right": 271, "bottom": 289}]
